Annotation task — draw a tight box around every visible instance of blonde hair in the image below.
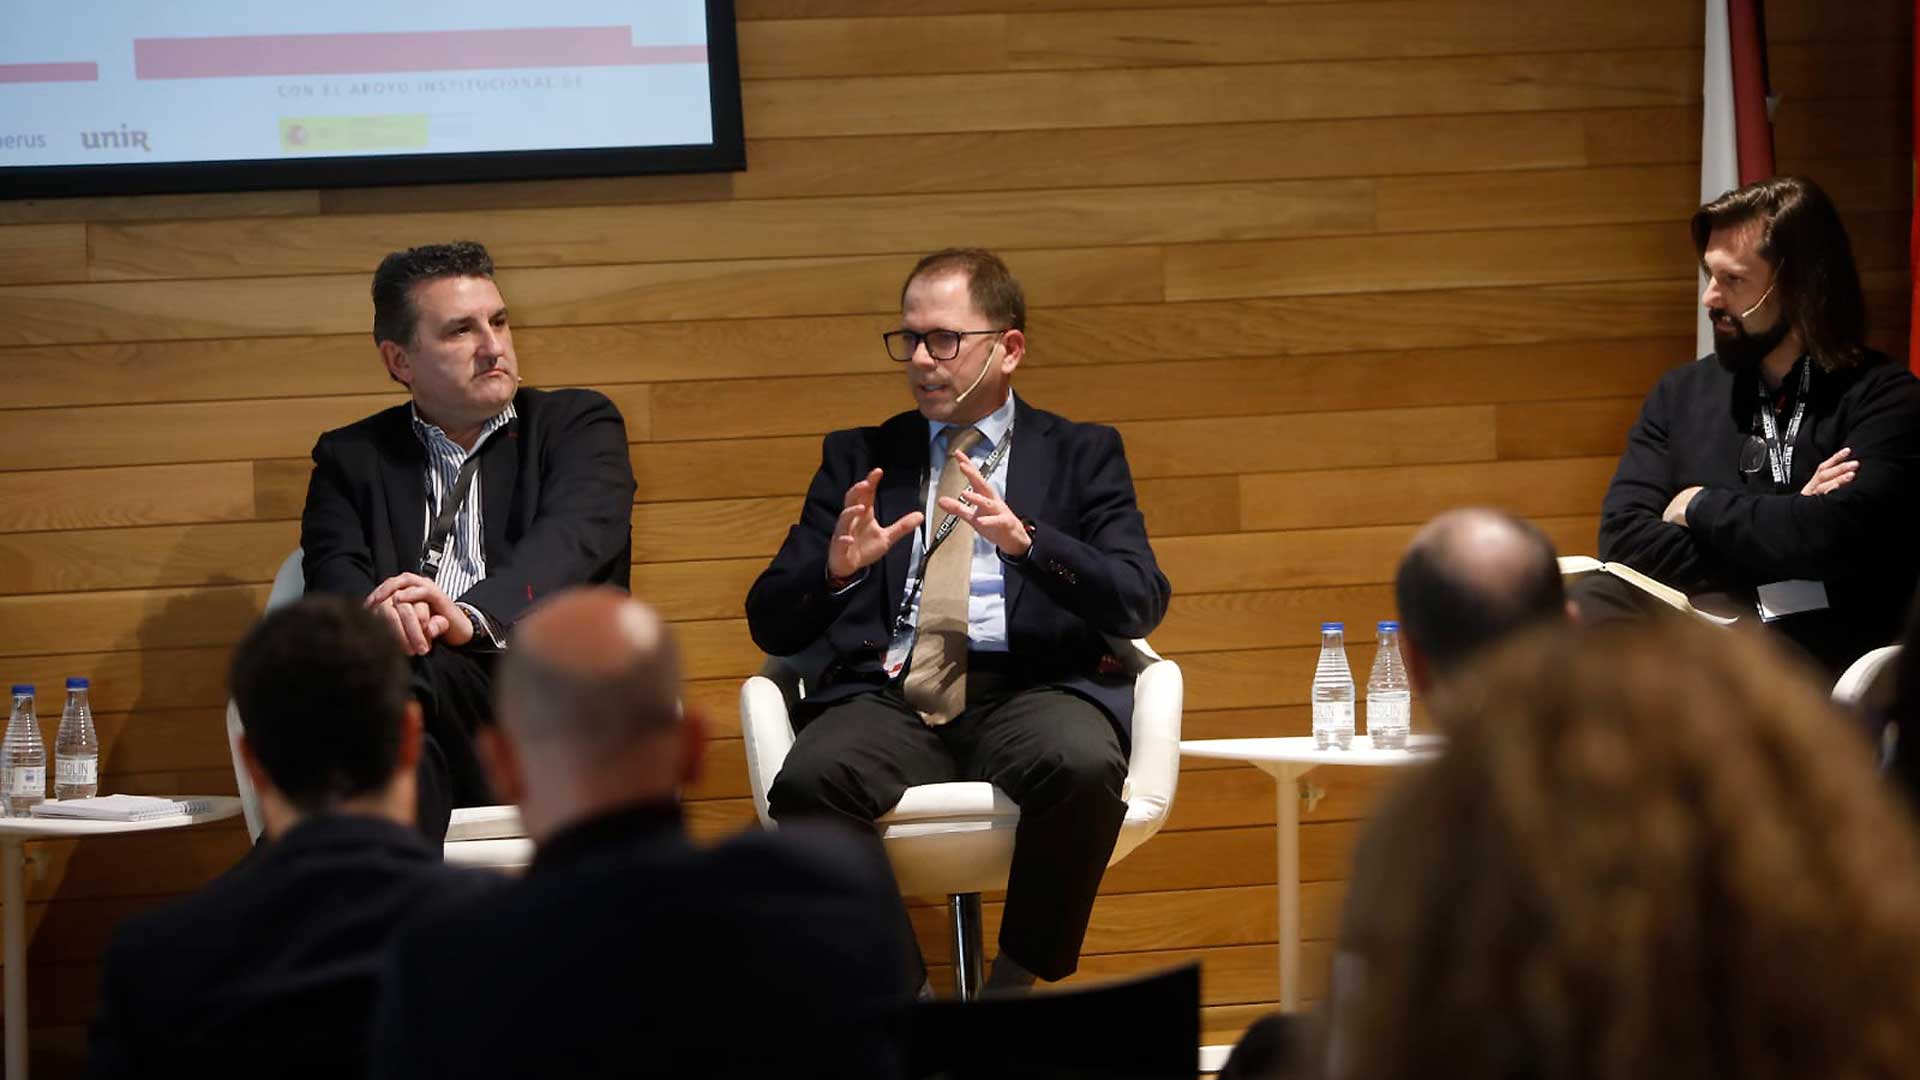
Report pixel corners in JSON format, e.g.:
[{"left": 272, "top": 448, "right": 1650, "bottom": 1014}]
[{"left": 1339, "top": 620, "right": 1920, "bottom": 1080}]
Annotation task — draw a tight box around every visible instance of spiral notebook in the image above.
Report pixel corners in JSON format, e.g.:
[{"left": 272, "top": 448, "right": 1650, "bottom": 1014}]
[{"left": 30, "top": 795, "right": 219, "bottom": 822}]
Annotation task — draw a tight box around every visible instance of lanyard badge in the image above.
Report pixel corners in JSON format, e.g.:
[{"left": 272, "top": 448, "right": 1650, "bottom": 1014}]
[{"left": 1753, "top": 361, "right": 1812, "bottom": 488}]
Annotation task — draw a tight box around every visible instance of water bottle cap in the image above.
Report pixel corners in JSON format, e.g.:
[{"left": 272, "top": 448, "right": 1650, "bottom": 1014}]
[
  {"left": 1378, "top": 620, "right": 1399, "bottom": 632},
  {"left": 10, "top": 685, "right": 30, "bottom": 696},
  {"left": 1320, "top": 621, "right": 1344, "bottom": 632},
  {"left": 66, "top": 677, "right": 89, "bottom": 690}
]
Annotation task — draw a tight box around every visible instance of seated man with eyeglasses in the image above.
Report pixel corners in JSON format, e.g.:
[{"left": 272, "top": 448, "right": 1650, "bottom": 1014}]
[
  {"left": 746, "top": 248, "right": 1171, "bottom": 993},
  {"left": 1581, "top": 176, "right": 1920, "bottom": 675}
]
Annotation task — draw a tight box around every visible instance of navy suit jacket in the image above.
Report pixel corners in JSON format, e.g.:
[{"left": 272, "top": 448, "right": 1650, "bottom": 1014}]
[
  {"left": 745, "top": 397, "right": 1171, "bottom": 739},
  {"left": 300, "top": 386, "right": 636, "bottom": 632},
  {"left": 87, "top": 816, "right": 496, "bottom": 1080}
]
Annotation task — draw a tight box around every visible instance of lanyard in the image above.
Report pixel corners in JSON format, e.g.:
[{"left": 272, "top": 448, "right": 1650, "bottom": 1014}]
[
  {"left": 419, "top": 451, "right": 482, "bottom": 580},
  {"left": 1754, "top": 360, "right": 1812, "bottom": 487},
  {"left": 891, "top": 427, "right": 1014, "bottom": 633}
]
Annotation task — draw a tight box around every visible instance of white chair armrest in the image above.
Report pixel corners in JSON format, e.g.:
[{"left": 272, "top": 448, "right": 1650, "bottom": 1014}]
[
  {"left": 1118, "top": 656, "right": 1182, "bottom": 841},
  {"left": 442, "top": 836, "right": 534, "bottom": 870},
  {"left": 741, "top": 674, "right": 797, "bottom": 827},
  {"left": 268, "top": 548, "right": 305, "bottom": 610},
  {"left": 446, "top": 804, "right": 525, "bottom": 842},
  {"left": 1835, "top": 644, "right": 1904, "bottom": 708},
  {"left": 225, "top": 699, "right": 264, "bottom": 842}
]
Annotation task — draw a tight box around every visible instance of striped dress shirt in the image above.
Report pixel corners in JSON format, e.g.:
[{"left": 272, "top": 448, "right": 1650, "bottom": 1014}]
[{"left": 412, "top": 402, "right": 516, "bottom": 644}]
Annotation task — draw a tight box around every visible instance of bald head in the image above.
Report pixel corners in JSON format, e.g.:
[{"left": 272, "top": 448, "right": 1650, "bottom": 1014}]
[
  {"left": 1394, "top": 509, "right": 1565, "bottom": 681},
  {"left": 497, "top": 587, "right": 683, "bottom": 757}
]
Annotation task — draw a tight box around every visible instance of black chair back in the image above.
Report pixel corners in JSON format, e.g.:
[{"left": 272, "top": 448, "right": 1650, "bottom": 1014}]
[{"left": 906, "top": 962, "right": 1200, "bottom": 1079}]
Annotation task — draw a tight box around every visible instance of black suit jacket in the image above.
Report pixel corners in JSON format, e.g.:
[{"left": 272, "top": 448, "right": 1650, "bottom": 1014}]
[
  {"left": 87, "top": 815, "right": 497, "bottom": 1079},
  {"left": 369, "top": 803, "right": 915, "bottom": 1079},
  {"left": 745, "top": 397, "right": 1171, "bottom": 738},
  {"left": 301, "top": 386, "right": 637, "bottom": 632}
]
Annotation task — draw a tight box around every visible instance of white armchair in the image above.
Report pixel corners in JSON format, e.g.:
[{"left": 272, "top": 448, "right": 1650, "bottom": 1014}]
[
  {"left": 1834, "top": 644, "right": 1904, "bottom": 770},
  {"left": 1834, "top": 644, "right": 1902, "bottom": 709},
  {"left": 740, "top": 639, "right": 1183, "bottom": 997},
  {"left": 225, "top": 549, "right": 533, "bottom": 869}
]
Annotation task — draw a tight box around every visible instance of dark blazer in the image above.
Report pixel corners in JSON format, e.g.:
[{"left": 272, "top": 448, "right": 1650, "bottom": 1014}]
[
  {"left": 87, "top": 815, "right": 496, "bottom": 1080},
  {"left": 745, "top": 397, "right": 1172, "bottom": 738},
  {"left": 368, "top": 803, "right": 915, "bottom": 1080},
  {"left": 301, "top": 386, "right": 637, "bottom": 632},
  {"left": 1599, "top": 353, "right": 1920, "bottom": 671}
]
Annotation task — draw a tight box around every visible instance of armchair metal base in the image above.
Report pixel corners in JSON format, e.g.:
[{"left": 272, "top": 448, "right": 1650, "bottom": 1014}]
[{"left": 949, "top": 891, "right": 986, "bottom": 999}]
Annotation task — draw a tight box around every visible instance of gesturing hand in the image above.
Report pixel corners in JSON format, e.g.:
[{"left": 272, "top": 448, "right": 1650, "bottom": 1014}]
[
  {"left": 936, "top": 451, "right": 1031, "bottom": 558},
  {"left": 828, "top": 468, "right": 924, "bottom": 583},
  {"left": 1800, "top": 447, "right": 1858, "bottom": 496}
]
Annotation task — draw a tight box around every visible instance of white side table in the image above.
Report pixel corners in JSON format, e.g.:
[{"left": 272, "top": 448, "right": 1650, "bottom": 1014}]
[
  {"left": 0, "top": 797, "right": 243, "bottom": 1079},
  {"left": 1178, "top": 737, "right": 1437, "bottom": 1010}
]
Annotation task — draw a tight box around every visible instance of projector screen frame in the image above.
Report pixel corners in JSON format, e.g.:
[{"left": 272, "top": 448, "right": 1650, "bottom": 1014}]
[{"left": 0, "top": 0, "right": 745, "bottom": 201}]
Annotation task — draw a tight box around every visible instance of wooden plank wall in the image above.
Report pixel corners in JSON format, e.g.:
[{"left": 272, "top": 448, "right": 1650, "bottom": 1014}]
[{"left": 0, "top": 0, "right": 1910, "bottom": 1069}]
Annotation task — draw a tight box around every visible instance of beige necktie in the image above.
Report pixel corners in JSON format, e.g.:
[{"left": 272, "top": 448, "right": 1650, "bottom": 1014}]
[{"left": 902, "top": 426, "right": 985, "bottom": 725}]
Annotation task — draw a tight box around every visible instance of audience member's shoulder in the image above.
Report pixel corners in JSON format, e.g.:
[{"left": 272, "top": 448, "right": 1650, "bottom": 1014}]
[
  {"left": 100, "top": 872, "right": 234, "bottom": 964},
  {"left": 395, "top": 862, "right": 510, "bottom": 931},
  {"left": 712, "top": 822, "right": 897, "bottom": 897}
]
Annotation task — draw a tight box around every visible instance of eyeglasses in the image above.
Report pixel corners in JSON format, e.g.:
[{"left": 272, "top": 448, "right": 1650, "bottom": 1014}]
[{"left": 882, "top": 328, "right": 1005, "bottom": 363}]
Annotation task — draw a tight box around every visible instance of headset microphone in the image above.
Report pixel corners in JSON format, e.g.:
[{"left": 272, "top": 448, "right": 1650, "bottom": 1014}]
[
  {"left": 951, "top": 342, "right": 998, "bottom": 407},
  {"left": 1736, "top": 277, "right": 1779, "bottom": 321}
]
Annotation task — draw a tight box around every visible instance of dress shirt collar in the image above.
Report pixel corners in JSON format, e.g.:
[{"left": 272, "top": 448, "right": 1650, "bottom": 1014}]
[
  {"left": 927, "top": 389, "right": 1017, "bottom": 450},
  {"left": 410, "top": 400, "right": 517, "bottom": 455}
]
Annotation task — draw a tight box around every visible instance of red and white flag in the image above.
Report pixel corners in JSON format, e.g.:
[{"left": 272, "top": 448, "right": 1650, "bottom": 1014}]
[
  {"left": 1699, "top": 0, "right": 1775, "bottom": 358},
  {"left": 1909, "top": 3, "right": 1919, "bottom": 373}
]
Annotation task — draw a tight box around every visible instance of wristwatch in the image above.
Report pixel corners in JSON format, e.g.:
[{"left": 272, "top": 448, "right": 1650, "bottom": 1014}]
[{"left": 1003, "top": 517, "right": 1039, "bottom": 563}]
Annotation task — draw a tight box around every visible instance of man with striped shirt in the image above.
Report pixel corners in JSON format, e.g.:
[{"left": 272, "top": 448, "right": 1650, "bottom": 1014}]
[{"left": 300, "top": 241, "right": 637, "bottom": 841}]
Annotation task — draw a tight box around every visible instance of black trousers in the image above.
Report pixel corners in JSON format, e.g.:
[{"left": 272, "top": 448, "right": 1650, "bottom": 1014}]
[
  {"left": 408, "top": 645, "right": 500, "bottom": 845},
  {"left": 767, "top": 660, "right": 1128, "bottom": 983}
]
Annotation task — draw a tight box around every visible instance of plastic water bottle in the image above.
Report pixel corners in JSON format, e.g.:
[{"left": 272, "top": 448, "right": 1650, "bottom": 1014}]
[
  {"left": 1366, "top": 621, "right": 1412, "bottom": 750},
  {"left": 1312, "top": 622, "right": 1355, "bottom": 750},
  {"left": 55, "top": 677, "right": 99, "bottom": 800},
  {"left": 3, "top": 685, "right": 46, "bottom": 817}
]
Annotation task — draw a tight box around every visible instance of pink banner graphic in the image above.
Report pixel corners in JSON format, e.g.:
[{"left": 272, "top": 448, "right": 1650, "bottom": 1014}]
[
  {"left": 0, "top": 62, "right": 99, "bottom": 84},
  {"left": 135, "top": 26, "right": 705, "bottom": 80}
]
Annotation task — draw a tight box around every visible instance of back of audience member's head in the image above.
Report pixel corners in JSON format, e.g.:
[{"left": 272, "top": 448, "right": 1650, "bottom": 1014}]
[
  {"left": 1333, "top": 619, "right": 1920, "bottom": 1080},
  {"left": 488, "top": 587, "right": 699, "bottom": 843},
  {"left": 1393, "top": 508, "right": 1566, "bottom": 689},
  {"left": 230, "top": 594, "right": 416, "bottom": 820}
]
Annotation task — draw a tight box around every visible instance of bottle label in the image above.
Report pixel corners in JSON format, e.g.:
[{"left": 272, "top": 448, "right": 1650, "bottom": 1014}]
[
  {"left": 1312, "top": 701, "right": 1354, "bottom": 727},
  {"left": 10, "top": 767, "right": 44, "bottom": 796},
  {"left": 57, "top": 758, "right": 96, "bottom": 785}
]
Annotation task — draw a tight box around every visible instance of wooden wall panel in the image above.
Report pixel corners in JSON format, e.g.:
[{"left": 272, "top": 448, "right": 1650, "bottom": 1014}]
[
  {"left": 742, "top": 51, "right": 1700, "bottom": 137},
  {"left": 3, "top": 0, "right": 1909, "bottom": 1069}
]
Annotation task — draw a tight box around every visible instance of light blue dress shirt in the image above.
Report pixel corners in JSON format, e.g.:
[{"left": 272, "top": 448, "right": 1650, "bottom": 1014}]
[{"left": 882, "top": 391, "right": 1019, "bottom": 676}]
